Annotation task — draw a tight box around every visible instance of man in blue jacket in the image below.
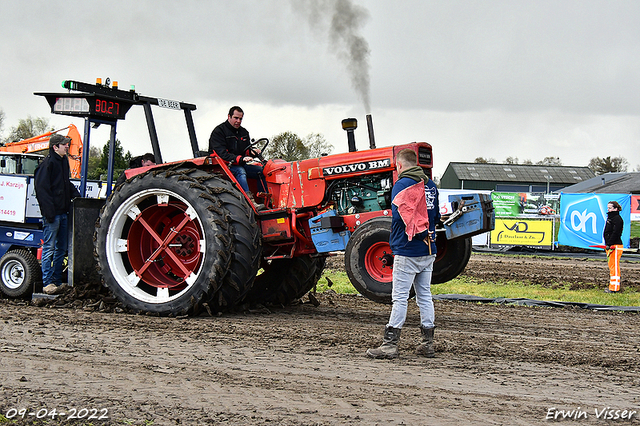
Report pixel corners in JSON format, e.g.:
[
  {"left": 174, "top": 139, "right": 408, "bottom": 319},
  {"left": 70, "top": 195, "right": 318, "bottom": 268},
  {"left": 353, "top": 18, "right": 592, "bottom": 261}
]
[
  {"left": 367, "top": 149, "right": 440, "bottom": 359},
  {"left": 34, "top": 134, "right": 81, "bottom": 295}
]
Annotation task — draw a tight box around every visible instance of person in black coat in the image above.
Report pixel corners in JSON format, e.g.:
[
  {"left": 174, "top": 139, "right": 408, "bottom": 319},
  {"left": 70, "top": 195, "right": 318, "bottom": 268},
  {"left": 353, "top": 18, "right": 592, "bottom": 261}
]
[
  {"left": 34, "top": 134, "right": 81, "bottom": 295},
  {"left": 603, "top": 200, "right": 624, "bottom": 293},
  {"left": 208, "top": 106, "right": 266, "bottom": 202}
]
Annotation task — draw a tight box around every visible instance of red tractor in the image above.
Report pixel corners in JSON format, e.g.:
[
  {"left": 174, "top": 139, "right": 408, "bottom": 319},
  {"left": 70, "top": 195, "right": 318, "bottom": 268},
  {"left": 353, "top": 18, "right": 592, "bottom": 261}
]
[{"left": 39, "top": 80, "right": 494, "bottom": 316}]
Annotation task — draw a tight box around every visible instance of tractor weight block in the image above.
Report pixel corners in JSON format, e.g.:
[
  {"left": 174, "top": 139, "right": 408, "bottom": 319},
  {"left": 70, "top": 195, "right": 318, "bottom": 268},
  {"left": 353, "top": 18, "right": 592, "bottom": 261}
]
[
  {"left": 309, "top": 211, "right": 350, "bottom": 253},
  {"left": 444, "top": 193, "right": 495, "bottom": 240},
  {"left": 70, "top": 197, "right": 105, "bottom": 288}
]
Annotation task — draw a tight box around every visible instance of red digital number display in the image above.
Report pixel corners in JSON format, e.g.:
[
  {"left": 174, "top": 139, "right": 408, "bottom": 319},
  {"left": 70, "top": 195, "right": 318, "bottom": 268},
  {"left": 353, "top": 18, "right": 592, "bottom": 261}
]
[{"left": 95, "top": 99, "right": 120, "bottom": 117}]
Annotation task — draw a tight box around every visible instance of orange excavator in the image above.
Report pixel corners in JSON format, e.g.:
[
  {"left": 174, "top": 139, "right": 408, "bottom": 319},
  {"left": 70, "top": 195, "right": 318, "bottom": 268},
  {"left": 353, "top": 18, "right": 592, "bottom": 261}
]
[{"left": 0, "top": 123, "right": 83, "bottom": 178}]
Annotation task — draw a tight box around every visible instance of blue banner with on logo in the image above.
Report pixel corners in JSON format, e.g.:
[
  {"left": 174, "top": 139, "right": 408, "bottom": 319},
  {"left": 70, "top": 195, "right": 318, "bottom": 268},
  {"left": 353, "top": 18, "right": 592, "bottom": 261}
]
[{"left": 558, "top": 193, "right": 630, "bottom": 249}]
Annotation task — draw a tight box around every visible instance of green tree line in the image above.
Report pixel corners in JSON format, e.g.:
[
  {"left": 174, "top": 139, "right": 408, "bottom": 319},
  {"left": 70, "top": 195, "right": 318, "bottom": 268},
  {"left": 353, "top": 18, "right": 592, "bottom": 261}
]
[{"left": 264, "top": 132, "right": 333, "bottom": 161}]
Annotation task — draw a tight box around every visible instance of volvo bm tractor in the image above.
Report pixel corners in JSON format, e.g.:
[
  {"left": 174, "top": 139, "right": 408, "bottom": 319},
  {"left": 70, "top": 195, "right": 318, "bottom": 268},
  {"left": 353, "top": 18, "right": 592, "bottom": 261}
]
[{"left": 33, "top": 79, "right": 494, "bottom": 316}]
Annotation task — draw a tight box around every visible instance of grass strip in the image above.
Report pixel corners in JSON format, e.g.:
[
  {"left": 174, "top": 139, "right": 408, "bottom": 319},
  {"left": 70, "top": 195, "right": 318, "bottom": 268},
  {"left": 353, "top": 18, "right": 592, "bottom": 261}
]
[{"left": 318, "top": 269, "right": 640, "bottom": 308}]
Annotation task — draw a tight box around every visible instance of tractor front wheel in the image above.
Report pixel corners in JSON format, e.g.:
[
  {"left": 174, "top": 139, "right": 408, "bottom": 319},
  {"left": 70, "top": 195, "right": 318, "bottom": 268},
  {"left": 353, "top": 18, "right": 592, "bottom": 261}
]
[
  {"left": 345, "top": 217, "right": 395, "bottom": 304},
  {"left": 346, "top": 217, "right": 472, "bottom": 303},
  {"left": 432, "top": 235, "right": 472, "bottom": 284}
]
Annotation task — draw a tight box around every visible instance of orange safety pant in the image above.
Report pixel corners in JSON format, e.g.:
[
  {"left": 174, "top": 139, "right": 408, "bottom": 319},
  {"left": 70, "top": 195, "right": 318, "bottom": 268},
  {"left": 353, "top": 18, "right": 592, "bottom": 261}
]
[{"left": 606, "top": 245, "right": 623, "bottom": 292}]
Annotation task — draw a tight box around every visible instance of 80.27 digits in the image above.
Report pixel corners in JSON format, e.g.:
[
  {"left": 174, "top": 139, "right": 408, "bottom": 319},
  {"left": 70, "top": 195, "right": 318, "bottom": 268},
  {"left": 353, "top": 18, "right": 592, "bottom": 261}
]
[
  {"left": 95, "top": 98, "right": 120, "bottom": 116},
  {"left": 5, "top": 407, "right": 108, "bottom": 420}
]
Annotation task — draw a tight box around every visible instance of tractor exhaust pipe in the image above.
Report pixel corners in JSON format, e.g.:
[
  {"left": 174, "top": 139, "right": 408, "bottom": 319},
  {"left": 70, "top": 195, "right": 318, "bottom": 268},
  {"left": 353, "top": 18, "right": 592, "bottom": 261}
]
[
  {"left": 342, "top": 118, "right": 358, "bottom": 152},
  {"left": 366, "top": 114, "right": 376, "bottom": 149}
]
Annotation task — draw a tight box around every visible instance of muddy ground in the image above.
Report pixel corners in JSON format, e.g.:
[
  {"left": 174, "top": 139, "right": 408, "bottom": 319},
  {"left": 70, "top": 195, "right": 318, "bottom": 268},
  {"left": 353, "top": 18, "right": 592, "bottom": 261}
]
[
  {"left": 1, "top": 252, "right": 639, "bottom": 425},
  {"left": 461, "top": 251, "right": 640, "bottom": 291}
]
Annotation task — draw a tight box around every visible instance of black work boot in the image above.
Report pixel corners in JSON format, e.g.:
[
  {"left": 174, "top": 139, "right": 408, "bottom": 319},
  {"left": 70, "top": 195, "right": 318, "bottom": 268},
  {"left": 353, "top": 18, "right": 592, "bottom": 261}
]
[
  {"left": 366, "top": 326, "right": 401, "bottom": 359},
  {"left": 416, "top": 326, "right": 435, "bottom": 358}
]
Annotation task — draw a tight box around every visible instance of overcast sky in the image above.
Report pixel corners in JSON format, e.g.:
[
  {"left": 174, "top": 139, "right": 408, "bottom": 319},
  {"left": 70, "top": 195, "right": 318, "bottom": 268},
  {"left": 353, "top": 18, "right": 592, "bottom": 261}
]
[{"left": 1, "top": 0, "right": 639, "bottom": 178}]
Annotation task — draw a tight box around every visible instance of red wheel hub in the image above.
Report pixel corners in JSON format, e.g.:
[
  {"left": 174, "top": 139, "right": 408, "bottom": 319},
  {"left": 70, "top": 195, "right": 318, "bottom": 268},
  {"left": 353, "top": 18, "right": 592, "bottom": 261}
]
[
  {"left": 364, "top": 242, "right": 393, "bottom": 282},
  {"left": 126, "top": 201, "right": 202, "bottom": 289}
]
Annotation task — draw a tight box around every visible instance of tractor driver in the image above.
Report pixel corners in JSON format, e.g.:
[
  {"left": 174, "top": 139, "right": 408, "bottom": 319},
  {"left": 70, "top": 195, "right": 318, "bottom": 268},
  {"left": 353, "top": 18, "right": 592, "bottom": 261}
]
[{"left": 209, "top": 106, "right": 267, "bottom": 206}]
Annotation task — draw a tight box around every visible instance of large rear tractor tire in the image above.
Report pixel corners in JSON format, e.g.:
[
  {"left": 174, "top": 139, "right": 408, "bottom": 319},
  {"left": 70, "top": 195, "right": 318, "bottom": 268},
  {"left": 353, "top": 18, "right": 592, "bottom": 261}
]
[
  {"left": 244, "top": 255, "right": 326, "bottom": 306},
  {"left": 345, "top": 217, "right": 395, "bottom": 304},
  {"left": 206, "top": 180, "right": 262, "bottom": 312},
  {"left": 0, "top": 249, "right": 40, "bottom": 299},
  {"left": 94, "top": 168, "right": 233, "bottom": 316},
  {"left": 432, "top": 235, "right": 472, "bottom": 284}
]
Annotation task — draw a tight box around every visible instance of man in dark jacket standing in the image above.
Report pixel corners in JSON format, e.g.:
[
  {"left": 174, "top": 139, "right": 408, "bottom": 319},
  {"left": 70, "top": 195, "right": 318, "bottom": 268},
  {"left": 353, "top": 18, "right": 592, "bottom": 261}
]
[
  {"left": 208, "top": 106, "right": 266, "bottom": 202},
  {"left": 34, "top": 134, "right": 81, "bottom": 295},
  {"left": 604, "top": 200, "right": 624, "bottom": 293},
  {"left": 367, "top": 149, "right": 440, "bottom": 359}
]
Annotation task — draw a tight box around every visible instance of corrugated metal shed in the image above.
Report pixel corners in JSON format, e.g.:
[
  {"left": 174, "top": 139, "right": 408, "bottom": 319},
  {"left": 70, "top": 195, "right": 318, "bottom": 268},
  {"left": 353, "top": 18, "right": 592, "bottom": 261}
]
[
  {"left": 560, "top": 172, "right": 640, "bottom": 194},
  {"left": 447, "top": 163, "right": 594, "bottom": 183}
]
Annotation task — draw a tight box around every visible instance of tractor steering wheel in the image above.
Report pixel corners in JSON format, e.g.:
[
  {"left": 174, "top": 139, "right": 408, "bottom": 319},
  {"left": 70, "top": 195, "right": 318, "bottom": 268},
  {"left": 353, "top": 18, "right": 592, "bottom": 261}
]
[{"left": 248, "top": 138, "right": 270, "bottom": 163}]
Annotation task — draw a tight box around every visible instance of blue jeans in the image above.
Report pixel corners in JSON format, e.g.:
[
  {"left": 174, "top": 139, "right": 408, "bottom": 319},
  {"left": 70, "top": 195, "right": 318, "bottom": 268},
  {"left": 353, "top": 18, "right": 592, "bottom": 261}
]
[
  {"left": 230, "top": 164, "right": 266, "bottom": 193},
  {"left": 387, "top": 254, "right": 436, "bottom": 329},
  {"left": 41, "top": 214, "right": 68, "bottom": 285}
]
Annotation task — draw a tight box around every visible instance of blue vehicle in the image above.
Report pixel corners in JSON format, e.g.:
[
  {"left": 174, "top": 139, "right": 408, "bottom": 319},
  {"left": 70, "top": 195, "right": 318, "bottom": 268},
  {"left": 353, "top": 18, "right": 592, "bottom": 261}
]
[
  {"left": 0, "top": 150, "right": 104, "bottom": 299},
  {"left": 0, "top": 152, "right": 46, "bottom": 299}
]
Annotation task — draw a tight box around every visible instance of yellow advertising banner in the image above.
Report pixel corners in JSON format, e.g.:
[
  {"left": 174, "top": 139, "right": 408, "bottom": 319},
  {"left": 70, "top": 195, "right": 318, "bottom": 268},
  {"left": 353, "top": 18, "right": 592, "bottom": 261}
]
[{"left": 491, "top": 219, "right": 554, "bottom": 248}]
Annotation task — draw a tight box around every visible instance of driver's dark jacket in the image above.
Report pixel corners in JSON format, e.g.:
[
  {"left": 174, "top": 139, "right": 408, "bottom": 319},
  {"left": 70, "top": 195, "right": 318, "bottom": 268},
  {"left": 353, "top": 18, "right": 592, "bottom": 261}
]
[{"left": 208, "top": 120, "right": 252, "bottom": 165}]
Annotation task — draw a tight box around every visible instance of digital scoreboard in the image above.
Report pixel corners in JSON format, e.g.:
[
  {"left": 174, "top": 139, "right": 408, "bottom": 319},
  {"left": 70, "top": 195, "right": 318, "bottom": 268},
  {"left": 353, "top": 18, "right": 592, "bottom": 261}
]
[
  {"left": 36, "top": 80, "right": 137, "bottom": 121},
  {"left": 50, "top": 95, "right": 131, "bottom": 120}
]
